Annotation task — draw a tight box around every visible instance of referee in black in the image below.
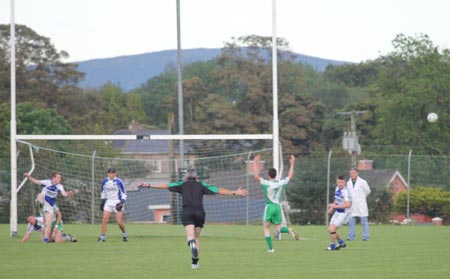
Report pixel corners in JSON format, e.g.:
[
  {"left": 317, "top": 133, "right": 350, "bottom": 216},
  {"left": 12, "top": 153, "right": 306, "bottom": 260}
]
[{"left": 140, "top": 169, "right": 247, "bottom": 269}]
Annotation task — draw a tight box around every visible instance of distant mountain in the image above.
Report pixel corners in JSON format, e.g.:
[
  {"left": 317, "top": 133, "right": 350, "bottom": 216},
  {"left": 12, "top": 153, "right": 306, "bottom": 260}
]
[{"left": 75, "top": 48, "right": 348, "bottom": 91}]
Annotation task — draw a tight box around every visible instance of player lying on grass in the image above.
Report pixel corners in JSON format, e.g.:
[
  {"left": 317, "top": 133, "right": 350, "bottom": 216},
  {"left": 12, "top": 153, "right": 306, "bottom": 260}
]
[
  {"left": 140, "top": 169, "right": 247, "bottom": 269},
  {"left": 18, "top": 210, "right": 77, "bottom": 243},
  {"left": 326, "top": 175, "right": 352, "bottom": 251}
]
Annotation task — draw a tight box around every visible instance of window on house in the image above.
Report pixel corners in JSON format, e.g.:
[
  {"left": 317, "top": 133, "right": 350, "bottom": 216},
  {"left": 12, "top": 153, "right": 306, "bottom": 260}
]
[
  {"left": 161, "top": 214, "right": 171, "bottom": 223},
  {"left": 150, "top": 160, "right": 162, "bottom": 173}
]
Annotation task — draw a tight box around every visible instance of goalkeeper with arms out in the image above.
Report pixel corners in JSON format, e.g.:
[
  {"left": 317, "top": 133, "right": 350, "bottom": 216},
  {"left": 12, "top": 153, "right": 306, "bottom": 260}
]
[
  {"left": 140, "top": 169, "right": 247, "bottom": 269},
  {"left": 98, "top": 168, "right": 128, "bottom": 242}
]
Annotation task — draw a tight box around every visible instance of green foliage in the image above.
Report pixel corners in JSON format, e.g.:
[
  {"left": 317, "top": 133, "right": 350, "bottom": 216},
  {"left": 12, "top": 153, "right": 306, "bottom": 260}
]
[
  {"left": 324, "top": 61, "right": 381, "bottom": 87},
  {"left": 132, "top": 67, "right": 178, "bottom": 128},
  {"left": 0, "top": 102, "right": 73, "bottom": 153},
  {"left": 395, "top": 186, "right": 450, "bottom": 219},
  {"left": 373, "top": 34, "right": 450, "bottom": 154},
  {"left": 367, "top": 188, "right": 394, "bottom": 223},
  {"left": 312, "top": 84, "right": 350, "bottom": 111},
  {"left": 0, "top": 24, "right": 85, "bottom": 107},
  {"left": 133, "top": 35, "right": 327, "bottom": 156},
  {"left": 288, "top": 155, "right": 350, "bottom": 225}
]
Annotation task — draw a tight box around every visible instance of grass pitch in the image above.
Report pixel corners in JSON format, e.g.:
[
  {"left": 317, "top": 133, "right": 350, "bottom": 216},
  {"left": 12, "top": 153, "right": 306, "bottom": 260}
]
[{"left": 1, "top": 223, "right": 449, "bottom": 279}]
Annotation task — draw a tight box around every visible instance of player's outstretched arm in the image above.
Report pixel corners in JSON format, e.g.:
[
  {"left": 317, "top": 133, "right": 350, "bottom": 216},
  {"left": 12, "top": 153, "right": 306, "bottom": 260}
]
[
  {"left": 60, "top": 188, "right": 74, "bottom": 197},
  {"left": 139, "top": 182, "right": 169, "bottom": 189},
  {"left": 218, "top": 187, "right": 247, "bottom": 196},
  {"left": 253, "top": 154, "right": 261, "bottom": 182},
  {"left": 18, "top": 232, "right": 31, "bottom": 243},
  {"left": 287, "top": 155, "right": 296, "bottom": 180},
  {"left": 23, "top": 173, "right": 41, "bottom": 185}
]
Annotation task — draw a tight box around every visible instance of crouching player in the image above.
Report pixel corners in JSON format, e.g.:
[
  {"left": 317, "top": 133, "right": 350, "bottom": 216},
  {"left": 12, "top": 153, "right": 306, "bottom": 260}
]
[
  {"left": 326, "top": 175, "right": 352, "bottom": 251},
  {"left": 19, "top": 210, "right": 77, "bottom": 243}
]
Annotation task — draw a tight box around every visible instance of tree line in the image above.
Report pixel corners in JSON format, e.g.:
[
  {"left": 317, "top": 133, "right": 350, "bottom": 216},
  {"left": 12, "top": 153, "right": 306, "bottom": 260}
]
[{"left": 1, "top": 25, "right": 450, "bottom": 224}]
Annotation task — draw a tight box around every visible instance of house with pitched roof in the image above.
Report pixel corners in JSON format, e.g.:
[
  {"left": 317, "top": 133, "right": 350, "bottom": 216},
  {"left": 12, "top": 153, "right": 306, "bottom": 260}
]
[
  {"left": 356, "top": 159, "right": 432, "bottom": 224},
  {"left": 113, "top": 122, "right": 197, "bottom": 182}
]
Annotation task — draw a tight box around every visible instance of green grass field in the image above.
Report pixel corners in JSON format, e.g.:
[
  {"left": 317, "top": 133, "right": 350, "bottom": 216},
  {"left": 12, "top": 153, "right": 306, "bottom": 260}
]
[{"left": 1, "top": 223, "right": 449, "bottom": 279}]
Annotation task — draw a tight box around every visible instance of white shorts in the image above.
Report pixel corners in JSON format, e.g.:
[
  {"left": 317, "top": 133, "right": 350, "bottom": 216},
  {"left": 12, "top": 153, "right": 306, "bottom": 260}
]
[
  {"left": 43, "top": 202, "right": 55, "bottom": 214},
  {"left": 103, "top": 199, "right": 124, "bottom": 213},
  {"left": 329, "top": 211, "right": 352, "bottom": 227}
]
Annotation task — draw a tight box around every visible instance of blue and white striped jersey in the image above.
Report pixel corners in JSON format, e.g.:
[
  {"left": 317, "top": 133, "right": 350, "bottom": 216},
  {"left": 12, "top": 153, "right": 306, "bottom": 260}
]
[
  {"left": 100, "top": 177, "right": 127, "bottom": 201},
  {"left": 40, "top": 179, "right": 66, "bottom": 207},
  {"left": 334, "top": 186, "right": 351, "bottom": 213},
  {"left": 26, "top": 216, "right": 44, "bottom": 234}
]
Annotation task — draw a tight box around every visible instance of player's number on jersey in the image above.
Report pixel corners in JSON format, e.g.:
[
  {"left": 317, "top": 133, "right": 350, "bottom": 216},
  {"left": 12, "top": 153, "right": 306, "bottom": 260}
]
[{"left": 272, "top": 188, "right": 279, "bottom": 199}]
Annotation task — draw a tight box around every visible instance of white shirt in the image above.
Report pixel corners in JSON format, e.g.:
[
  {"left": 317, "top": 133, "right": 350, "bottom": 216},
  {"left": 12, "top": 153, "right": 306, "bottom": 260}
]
[{"left": 347, "top": 176, "right": 371, "bottom": 217}]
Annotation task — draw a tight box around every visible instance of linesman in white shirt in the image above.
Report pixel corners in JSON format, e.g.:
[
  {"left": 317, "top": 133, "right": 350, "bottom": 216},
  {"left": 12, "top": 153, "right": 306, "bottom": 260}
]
[{"left": 347, "top": 168, "right": 371, "bottom": 241}]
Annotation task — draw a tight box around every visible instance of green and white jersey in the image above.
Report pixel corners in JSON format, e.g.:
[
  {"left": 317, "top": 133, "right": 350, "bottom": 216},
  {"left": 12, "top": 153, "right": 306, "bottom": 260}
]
[{"left": 260, "top": 177, "right": 290, "bottom": 205}]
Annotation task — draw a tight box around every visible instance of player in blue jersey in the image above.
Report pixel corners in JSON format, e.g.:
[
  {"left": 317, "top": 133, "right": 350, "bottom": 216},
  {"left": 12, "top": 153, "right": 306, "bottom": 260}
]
[
  {"left": 19, "top": 209, "right": 77, "bottom": 243},
  {"left": 18, "top": 215, "right": 45, "bottom": 242},
  {"left": 140, "top": 169, "right": 247, "bottom": 269},
  {"left": 24, "top": 172, "right": 73, "bottom": 243},
  {"left": 326, "top": 175, "right": 352, "bottom": 251},
  {"left": 98, "top": 168, "right": 128, "bottom": 242},
  {"left": 252, "top": 154, "right": 296, "bottom": 253}
]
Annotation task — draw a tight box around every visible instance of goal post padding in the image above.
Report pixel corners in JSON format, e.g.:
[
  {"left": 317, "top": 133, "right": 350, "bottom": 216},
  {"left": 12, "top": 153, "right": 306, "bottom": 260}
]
[{"left": 15, "top": 135, "right": 276, "bottom": 226}]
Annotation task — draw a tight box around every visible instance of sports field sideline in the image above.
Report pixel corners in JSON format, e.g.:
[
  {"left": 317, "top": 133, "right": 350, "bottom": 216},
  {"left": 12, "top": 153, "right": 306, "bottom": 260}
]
[{"left": 1, "top": 224, "right": 449, "bottom": 279}]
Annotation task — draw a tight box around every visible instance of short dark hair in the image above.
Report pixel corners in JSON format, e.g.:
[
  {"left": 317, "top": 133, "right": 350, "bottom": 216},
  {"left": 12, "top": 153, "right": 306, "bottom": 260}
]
[
  {"left": 107, "top": 168, "right": 116, "bottom": 173},
  {"left": 268, "top": 168, "right": 277, "bottom": 179},
  {"left": 51, "top": 172, "right": 62, "bottom": 178},
  {"left": 337, "top": 175, "right": 346, "bottom": 181}
]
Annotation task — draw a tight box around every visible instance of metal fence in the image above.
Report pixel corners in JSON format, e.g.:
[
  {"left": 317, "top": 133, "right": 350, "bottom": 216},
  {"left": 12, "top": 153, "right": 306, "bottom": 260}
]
[{"left": 1, "top": 148, "right": 450, "bottom": 226}]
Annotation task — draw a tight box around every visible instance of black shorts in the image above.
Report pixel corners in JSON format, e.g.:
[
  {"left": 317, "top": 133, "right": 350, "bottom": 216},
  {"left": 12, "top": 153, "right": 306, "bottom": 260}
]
[{"left": 182, "top": 208, "right": 205, "bottom": 228}]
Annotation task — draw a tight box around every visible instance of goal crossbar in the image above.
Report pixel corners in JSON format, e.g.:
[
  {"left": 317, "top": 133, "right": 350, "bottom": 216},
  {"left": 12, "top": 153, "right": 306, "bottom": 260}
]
[{"left": 16, "top": 134, "right": 273, "bottom": 140}]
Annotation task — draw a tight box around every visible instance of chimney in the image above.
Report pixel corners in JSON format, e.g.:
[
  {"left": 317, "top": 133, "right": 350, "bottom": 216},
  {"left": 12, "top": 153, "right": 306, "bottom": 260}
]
[{"left": 357, "top": 159, "right": 373, "bottom": 171}]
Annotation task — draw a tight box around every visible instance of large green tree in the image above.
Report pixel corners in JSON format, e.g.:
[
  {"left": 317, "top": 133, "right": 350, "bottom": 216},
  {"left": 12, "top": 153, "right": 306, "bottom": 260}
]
[
  {"left": 0, "top": 24, "right": 85, "bottom": 107},
  {"left": 373, "top": 34, "right": 450, "bottom": 155},
  {"left": 134, "top": 35, "right": 327, "bottom": 155}
]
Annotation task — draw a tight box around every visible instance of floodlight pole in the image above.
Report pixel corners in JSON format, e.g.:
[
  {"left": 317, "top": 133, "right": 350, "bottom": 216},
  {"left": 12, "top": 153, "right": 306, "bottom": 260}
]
[
  {"left": 9, "top": 0, "right": 18, "bottom": 238},
  {"left": 272, "top": 0, "right": 280, "bottom": 172},
  {"left": 176, "top": 0, "right": 184, "bottom": 169}
]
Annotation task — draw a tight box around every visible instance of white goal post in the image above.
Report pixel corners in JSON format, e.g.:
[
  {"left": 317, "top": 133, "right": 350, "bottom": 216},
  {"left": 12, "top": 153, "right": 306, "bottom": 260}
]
[
  {"left": 10, "top": 134, "right": 275, "bottom": 236},
  {"left": 8, "top": 0, "right": 282, "bottom": 237}
]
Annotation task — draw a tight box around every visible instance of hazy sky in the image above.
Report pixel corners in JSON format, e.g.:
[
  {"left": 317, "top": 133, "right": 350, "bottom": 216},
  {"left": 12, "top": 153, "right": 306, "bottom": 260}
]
[{"left": 1, "top": 0, "right": 449, "bottom": 63}]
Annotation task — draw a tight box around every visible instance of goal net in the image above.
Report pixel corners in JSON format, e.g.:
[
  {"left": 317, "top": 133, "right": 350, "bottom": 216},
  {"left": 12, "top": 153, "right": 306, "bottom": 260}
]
[{"left": 15, "top": 138, "right": 278, "bottom": 226}]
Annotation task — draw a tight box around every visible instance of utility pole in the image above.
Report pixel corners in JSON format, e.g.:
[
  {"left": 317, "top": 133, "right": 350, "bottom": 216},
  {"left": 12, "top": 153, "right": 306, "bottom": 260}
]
[{"left": 338, "top": 110, "right": 367, "bottom": 168}]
